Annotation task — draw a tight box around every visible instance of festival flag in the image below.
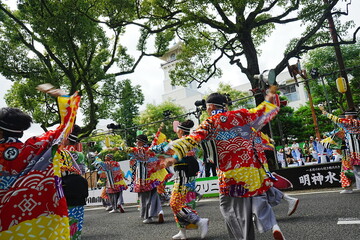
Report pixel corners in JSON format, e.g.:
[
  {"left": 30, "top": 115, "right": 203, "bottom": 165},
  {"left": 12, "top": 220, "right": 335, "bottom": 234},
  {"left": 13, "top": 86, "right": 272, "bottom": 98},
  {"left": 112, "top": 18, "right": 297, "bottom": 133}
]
[{"left": 151, "top": 123, "right": 167, "bottom": 146}]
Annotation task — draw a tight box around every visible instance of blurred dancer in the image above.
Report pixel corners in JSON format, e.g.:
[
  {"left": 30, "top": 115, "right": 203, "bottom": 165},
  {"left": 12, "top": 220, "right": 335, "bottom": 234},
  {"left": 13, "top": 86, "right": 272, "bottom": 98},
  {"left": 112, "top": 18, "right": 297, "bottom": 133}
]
[
  {"left": 0, "top": 85, "right": 80, "bottom": 238},
  {"left": 114, "top": 134, "right": 171, "bottom": 223},
  {"left": 152, "top": 120, "right": 209, "bottom": 239},
  {"left": 320, "top": 106, "right": 360, "bottom": 193},
  {"left": 93, "top": 154, "right": 127, "bottom": 213}
]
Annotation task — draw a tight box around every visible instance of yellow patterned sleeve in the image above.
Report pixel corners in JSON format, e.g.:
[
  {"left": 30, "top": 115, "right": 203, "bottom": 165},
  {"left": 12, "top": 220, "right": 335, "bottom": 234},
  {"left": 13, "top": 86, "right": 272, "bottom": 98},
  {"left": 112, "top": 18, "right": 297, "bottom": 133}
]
[
  {"left": 171, "top": 136, "right": 199, "bottom": 160},
  {"left": 325, "top": 113, "right": 340, "bottom": 123},
  {"left": 247, "top": 101, "right": 279, "bottom": 130},
  {"left": 248, "top": 101, "right": 277, "bottom": 114}
]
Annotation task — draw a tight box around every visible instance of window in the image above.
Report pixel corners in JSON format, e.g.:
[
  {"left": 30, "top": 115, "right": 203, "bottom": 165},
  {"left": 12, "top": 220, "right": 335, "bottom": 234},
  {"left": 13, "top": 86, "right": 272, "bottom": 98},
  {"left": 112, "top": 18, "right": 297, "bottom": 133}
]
[
  {"left": 283, "top": 84, "right": 299, "bottom": 102},
  {"left": 170, "top": 53, "right": 176, "bottom": 61}
]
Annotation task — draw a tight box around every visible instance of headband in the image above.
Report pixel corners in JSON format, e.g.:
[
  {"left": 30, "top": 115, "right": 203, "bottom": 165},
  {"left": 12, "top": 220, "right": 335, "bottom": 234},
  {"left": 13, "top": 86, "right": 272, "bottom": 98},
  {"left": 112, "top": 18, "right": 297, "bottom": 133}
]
[
  {"left": 178, "top": 125, "right": 191, "bottom": 131},
  {"left": 206, "top": 102, "right": 225, "bottom": 108},
  {"left": 68, "top": 134, "right": 78, "bottom": 142},
  {"left": 136, "top": 136, "right": 148, "bottom": 143},
  {"left": 0, "top": 120, "right": 23, "bottom": 133},
  {"left": 345, "top": 111, "right": 357, "bottom": 116}
]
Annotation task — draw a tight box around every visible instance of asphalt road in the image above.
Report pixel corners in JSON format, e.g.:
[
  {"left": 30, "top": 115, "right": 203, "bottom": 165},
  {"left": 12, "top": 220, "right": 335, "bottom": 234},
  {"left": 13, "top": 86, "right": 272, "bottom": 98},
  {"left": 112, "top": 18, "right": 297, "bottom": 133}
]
[{"left": 82, "top": 188, "right": 360, "bottom": 240}]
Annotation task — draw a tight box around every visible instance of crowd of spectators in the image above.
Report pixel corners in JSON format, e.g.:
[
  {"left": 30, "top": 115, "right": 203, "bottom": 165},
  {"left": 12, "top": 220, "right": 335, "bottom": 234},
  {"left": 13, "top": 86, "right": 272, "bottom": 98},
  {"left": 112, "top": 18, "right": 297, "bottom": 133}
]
[{"left": 276, "top": 136, "right": 341, "bottom": 168}]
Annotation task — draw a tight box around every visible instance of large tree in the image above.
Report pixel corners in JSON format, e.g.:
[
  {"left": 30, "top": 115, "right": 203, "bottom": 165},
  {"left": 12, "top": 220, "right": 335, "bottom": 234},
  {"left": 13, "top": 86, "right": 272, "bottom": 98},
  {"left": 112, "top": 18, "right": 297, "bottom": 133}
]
[
  {"left": 0, "top": 0, "right": 155, "bottom": 137},
  {"left": 112, "top": 0, "right": 359, "bottom": 105},
  {"left": 303, "top": 43, "right": 360, "bottom": 112}
]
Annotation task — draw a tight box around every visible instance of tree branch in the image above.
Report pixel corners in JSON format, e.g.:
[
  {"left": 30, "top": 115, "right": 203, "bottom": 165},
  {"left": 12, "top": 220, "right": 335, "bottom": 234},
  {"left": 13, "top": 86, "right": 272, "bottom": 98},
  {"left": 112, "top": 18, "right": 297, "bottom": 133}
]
[{"left": 274, "top": 0, "right": 339, "bottom": 75}]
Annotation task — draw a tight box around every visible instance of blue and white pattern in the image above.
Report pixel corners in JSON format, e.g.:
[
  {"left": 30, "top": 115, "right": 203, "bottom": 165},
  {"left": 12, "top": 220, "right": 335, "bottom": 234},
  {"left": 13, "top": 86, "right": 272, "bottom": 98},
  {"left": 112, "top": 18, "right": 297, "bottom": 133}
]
[{"left": 69, "top": 205, "right": 85, "bottom": 232}]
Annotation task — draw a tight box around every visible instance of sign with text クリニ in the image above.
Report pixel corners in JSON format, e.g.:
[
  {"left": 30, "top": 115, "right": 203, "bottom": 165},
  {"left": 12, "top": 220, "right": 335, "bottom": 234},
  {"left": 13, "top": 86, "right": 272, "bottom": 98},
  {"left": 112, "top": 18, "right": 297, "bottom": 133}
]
[{"left": 165, "top": 177, "right": 219, "bottom": 197}]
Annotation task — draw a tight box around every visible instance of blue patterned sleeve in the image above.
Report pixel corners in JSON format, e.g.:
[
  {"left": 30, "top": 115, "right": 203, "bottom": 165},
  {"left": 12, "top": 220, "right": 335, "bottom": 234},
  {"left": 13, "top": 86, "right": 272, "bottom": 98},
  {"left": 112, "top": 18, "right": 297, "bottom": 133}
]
[{"left": 150, "top": 142, "right": 169, "bottom": 154}]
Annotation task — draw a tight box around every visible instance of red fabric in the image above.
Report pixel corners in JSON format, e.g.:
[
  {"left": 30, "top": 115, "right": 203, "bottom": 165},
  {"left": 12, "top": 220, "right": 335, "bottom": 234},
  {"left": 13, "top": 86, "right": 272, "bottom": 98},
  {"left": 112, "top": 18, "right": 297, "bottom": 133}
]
[{"left": 0, "top": 166, "right": 68, "bottom": 229}]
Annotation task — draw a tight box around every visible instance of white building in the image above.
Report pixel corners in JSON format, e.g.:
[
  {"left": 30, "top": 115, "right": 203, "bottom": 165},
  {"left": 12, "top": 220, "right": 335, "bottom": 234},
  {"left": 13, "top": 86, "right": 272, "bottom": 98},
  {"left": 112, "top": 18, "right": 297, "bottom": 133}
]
[
  {"left": 159, "top": 43, "right": 309, "bottom": 124},
  {"left": 159, "top": 42, "right": 204, "bottom": 124},
  {"left": 233, "top": 71, "right": 309, "bottom": 109},
  {"left": 276, "top": 71, "right": 309, "bottom": 109}
]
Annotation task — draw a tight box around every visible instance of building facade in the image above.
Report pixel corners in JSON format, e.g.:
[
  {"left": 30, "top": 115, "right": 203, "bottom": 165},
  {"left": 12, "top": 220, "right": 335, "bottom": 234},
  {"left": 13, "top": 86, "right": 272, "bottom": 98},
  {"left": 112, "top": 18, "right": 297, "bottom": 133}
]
[
  {"left": 159, "top": 42, "right": 204, "bottom": 124},
  {"left": 159, "top": 44, "right": 309, "bottom": 126}
]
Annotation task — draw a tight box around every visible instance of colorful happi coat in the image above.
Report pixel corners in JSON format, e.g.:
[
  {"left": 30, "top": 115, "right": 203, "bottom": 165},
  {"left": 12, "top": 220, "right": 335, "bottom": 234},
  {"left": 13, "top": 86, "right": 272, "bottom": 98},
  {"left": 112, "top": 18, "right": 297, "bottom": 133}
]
[
  {"left": 0, "top": 93, "right": 80, "bottom": 239},
  {"left": 60, "top": 145, "right": 87, "bottom": 240},
  {"left": 127, "top": 146, "right": 172, "bottom": 193},
  {"left": 169, "top": 101, "right": 279, "bottom": 198},
  {"left": 60, "top": 148, "right": 85, "bottom": 176},
  {"left": 151, "top": 142, "right": 199, "bottom": 229},
  {"left": 93, "top": 158, "right": 128, "bottom": 193},
  {"left": 325, "top": 113, "right": 360, "bottom": 187},
  {"left": 170, "top": 149, "right": 199, "bottom": 229}
]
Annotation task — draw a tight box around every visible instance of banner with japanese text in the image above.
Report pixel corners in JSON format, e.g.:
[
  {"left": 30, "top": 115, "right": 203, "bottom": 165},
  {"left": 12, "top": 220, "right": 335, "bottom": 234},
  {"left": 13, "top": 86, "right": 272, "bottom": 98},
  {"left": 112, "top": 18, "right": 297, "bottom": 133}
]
[{"left": 273, "top": 162, "right": 341, "bottom": 190}]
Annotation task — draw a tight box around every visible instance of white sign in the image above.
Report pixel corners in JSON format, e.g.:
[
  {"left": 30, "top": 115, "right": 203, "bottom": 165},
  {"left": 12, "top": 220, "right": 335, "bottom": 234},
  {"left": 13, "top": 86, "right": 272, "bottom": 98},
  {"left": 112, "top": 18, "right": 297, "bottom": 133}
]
[{"left": 86, "top": 159, "right": 220, "bottom": 206}]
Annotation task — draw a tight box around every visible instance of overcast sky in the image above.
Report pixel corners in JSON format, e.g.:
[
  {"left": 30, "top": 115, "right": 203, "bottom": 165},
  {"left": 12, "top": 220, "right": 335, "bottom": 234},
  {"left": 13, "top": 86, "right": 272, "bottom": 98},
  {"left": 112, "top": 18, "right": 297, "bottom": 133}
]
[{"left": 0, "top": 1, "right": 359, "bottom": 140}]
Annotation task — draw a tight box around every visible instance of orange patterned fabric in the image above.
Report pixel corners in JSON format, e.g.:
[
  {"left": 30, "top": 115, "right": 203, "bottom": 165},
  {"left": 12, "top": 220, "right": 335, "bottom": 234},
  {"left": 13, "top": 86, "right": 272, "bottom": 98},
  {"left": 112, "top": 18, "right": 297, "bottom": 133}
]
[{"left": 170, "top": 178, "right": 198, "bottom": 229}]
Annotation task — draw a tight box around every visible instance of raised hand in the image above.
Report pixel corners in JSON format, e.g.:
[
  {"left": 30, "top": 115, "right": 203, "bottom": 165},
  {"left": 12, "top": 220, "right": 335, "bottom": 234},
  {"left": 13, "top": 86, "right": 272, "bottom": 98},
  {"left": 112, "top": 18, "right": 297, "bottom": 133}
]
[{"left": 36, "top": 83, "right": 67, "bottom": 97}]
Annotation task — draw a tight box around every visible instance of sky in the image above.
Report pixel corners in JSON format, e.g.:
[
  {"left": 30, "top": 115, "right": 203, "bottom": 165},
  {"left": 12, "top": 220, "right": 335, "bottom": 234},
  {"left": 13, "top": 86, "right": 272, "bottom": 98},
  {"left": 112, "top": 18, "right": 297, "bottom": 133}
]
[{"left": 0, "top": 1, "right": 359, "bottom": 140}]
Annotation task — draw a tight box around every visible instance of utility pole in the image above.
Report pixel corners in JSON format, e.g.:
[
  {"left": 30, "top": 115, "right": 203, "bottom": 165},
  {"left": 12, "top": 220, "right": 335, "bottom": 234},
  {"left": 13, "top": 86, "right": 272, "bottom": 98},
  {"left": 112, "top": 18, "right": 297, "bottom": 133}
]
[
  {"left": 324, "top": 0, "right": 355, "bottom": 109},
  {"left": 303, "top": 79, "right": 321, "bottom": 140},
  {"left": 288, "top": 61, "right": 321, "bottom": 140}
]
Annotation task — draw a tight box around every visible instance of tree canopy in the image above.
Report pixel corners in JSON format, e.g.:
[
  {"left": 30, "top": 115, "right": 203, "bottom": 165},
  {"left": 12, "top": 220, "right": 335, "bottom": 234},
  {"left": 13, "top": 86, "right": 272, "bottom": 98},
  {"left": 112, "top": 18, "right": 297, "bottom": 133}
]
[
  {"left": 127, "top": 0, "right": 359, "bottom": 104},
  {"left": 303, "top": 43, "right": 360, "bottom": 112},
  {"left": 0, "top": 0, "right": 154, "bottom": 137},
  {"left": 134, "top": 101, "right": 187, "bottom": 141}
]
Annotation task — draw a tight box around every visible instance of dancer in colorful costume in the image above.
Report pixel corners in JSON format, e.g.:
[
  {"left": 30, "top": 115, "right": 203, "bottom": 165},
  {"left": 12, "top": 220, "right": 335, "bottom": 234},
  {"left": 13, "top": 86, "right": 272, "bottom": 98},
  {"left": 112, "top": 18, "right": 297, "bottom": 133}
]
[
  {"left": 97, "top": 171, "right": 113, "bottom": 211},
  {"left": 114, "top": 134, "right": 171, "bottom": 223},
  {"left": 166, "top": 91, "right": 285, "bottom": 240},
  {"left": 0, "top": 84, "right": 80, "bottom": 239},
  {"left": 93, "top": 153, "right": 127, "bottom": 213},
  {"left": 60, "top": 125, "right": 89, "bottom": 240},
  {"left": 152, "top": 120, "right": 208, "bottom": 240},
  {"left": 254, "top": 130, "right": 299, "bottom": 217},
  {"left": 320, "top": 106, "right": 360, "bottom": 193}
]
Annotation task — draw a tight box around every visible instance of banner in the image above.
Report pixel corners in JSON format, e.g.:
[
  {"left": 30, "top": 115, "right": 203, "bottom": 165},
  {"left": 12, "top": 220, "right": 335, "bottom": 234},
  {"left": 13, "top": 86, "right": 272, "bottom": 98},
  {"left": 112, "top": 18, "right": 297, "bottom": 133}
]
[
  {"left": 85, "top": 161, "right": 342, "bottom": 205},
  {"left": 273, "top": 162, "right": 341, "bottom": 190}
]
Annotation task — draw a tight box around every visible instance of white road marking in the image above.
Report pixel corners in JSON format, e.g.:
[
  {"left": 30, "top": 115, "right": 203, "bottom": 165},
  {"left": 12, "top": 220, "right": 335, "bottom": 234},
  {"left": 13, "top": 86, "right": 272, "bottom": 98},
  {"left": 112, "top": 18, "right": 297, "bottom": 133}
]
[{"left": 337, "top": 218, "right": 360, "bottom": 225}]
